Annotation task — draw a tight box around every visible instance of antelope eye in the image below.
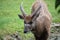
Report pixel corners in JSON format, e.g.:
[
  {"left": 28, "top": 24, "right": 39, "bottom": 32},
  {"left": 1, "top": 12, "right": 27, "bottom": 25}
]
[
  {"left": 24, "top": 21, "right": 26, "bottom": 23},
  {"left": 28, "top": 22, "right": 33, "bottom": 24}
]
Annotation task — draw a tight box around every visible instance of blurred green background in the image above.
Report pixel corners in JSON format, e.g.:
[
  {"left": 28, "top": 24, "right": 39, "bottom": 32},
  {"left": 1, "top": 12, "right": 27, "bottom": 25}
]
[{"left": 0, "top": 0, "right": 60, "bottom": 40}]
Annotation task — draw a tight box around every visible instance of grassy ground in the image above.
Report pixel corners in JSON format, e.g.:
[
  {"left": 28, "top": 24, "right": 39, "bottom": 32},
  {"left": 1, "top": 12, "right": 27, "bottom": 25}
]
[{"left": 0, "top": 0, "right": 60, "bottom": 40}]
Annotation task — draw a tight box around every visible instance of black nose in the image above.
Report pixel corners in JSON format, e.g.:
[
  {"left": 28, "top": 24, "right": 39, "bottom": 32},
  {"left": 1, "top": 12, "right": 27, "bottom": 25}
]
[{"left": 24, "top": 31, "right": 27, "bottom": 33}]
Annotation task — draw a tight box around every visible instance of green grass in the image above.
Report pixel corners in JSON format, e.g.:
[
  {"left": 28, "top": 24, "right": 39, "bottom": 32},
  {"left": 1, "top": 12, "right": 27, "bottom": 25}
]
[
  {"left": 0, "top": 0, "right": 60, "bottom": 40},
  {"left": 0, "top": 0, "right": 35, "bottom": 39}
]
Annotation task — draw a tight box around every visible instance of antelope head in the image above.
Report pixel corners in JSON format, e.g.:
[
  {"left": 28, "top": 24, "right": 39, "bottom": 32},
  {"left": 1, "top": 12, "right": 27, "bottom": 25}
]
[{"left": 18, "top": 3, "right": 41, "bottom": 33}]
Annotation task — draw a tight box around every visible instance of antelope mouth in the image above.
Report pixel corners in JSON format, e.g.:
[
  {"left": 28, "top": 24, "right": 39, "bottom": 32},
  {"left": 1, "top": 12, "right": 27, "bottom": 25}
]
[{"left": 24, "top": 31, "right": 28, "bottom": 33}]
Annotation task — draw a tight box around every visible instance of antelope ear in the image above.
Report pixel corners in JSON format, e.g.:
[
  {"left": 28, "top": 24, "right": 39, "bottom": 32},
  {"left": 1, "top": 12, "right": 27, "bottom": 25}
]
[{"left": 18, "top": 14, "right": 24, "bottom": 19}]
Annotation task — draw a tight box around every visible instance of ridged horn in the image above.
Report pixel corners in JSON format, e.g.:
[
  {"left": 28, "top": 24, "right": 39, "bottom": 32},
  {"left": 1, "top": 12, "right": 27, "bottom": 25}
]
[
  {"left": 20, "top": 2, "right": 26, "bottom": 17},
  {"left": 31, "top": 5, "right": 41, "bottom": 18}
]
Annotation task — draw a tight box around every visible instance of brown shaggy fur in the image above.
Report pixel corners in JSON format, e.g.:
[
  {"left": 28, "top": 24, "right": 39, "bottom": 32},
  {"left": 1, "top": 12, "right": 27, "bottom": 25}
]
[
  {"left": 19, "top": 0, "right": 52, "bottom": 40},
  {"left": 31, "top": 0, "right": 52, "bottom": 40}
]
